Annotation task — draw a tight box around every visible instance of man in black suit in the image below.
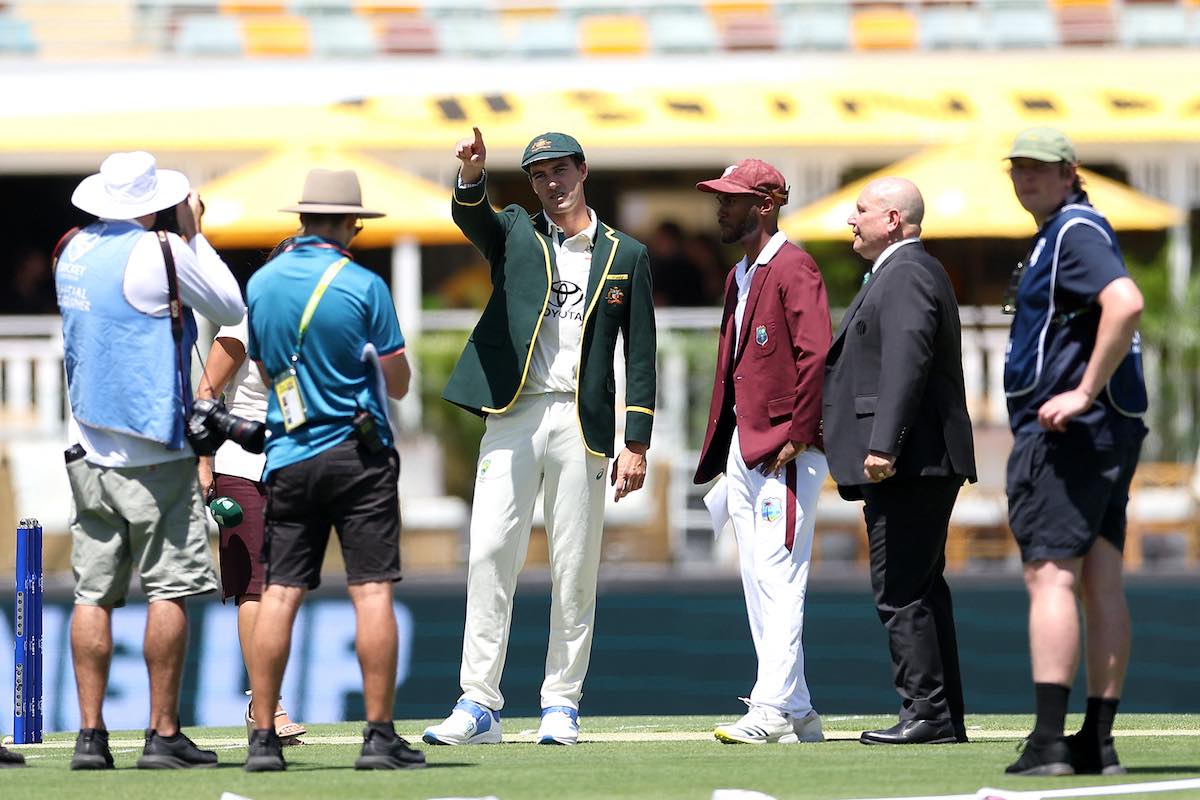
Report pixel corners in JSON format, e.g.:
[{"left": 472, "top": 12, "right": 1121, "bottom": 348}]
[{"left": 822, "top": 177, "right": 976, "bottom": 746}]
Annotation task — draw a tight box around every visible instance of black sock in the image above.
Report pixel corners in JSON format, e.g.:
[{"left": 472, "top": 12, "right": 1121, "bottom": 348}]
[
  {"left": 1080, "top": 696, "right": 1119, "bottom": 741},
  {"left": 367, "top": 720, "right": 396, "bottom": 739},
  {"left": 1032, "top": 683, "right": 1070, "bottom": 743}
]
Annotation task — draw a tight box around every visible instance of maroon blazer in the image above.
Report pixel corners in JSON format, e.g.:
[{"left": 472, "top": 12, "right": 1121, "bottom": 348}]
[{"left": 694, "top": 240, "right": 832, "bottom": 484}]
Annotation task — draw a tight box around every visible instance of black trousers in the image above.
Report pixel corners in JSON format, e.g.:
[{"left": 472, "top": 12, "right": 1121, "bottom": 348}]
[{"left": 860, "top": 475, "right": 965, "bottom": 733}]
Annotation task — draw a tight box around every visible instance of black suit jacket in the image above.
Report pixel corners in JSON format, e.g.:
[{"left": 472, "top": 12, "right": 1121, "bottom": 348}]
[{"left": 822, "top": 242, "right": 976, "bottom": 498}]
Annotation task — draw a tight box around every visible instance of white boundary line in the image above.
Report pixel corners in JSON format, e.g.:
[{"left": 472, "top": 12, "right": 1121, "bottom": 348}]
[{"left": 845, "top": 777, "right": 1200, "bottom": 800}]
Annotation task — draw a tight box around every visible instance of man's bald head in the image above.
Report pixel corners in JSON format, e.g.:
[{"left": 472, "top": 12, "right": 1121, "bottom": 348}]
[{"left": 848, "top": 177, "right": 925, "bottom": 261}]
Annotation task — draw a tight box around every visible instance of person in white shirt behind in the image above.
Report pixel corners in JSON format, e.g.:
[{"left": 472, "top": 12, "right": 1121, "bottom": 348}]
[
  {"left": 197, "top": 242, "right": 306, "bottom": 745},
  {"left": 55, "top": 151, "right": 244, "bottom": 770}
]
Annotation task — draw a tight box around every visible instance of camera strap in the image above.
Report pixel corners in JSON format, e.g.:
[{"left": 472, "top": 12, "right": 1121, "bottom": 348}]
[
  {"left": 51, "top": 227, "right": 81, "bottom": 274},
  {"left": 157, "top": 231, "right": 191, "bottom": 434}
]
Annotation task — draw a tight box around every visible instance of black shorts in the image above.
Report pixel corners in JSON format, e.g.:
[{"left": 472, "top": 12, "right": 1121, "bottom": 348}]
[
  {"left": 1006, "top": 427, "right": 1144, "bottom": 562},
  {"left": 263, "top": 438, "right": 402, "bottom": 589}
]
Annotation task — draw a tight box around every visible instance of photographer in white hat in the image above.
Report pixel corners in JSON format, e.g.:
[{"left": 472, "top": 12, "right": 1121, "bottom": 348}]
[{"left": 55, "top": 151, "right": 244, "bottom": 770}]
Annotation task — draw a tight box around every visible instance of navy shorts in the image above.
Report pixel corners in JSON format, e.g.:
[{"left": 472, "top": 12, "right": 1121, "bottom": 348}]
[
  {"left": 1006, "top": 427, "right": 1144, "bottom": 562},
  {"left": 264, "top": 438, "right": 402, "bottom": 589}
]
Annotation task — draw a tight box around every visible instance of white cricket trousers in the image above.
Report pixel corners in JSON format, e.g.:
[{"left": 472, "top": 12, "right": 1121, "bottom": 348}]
[
  {"left": 459, "top": 392, "right": 608, "bottom": 712},
  {"left": 726, "top": 426, "right": 827, "bottom": 717}
]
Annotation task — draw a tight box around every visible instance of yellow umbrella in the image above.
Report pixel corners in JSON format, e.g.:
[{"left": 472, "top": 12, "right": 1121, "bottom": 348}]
[
  {"left": 782, "top": 140, "right": 1184, "bottom": 241},
  {"left": 199, "top": 146, "right": 463, "bottom": 248}
]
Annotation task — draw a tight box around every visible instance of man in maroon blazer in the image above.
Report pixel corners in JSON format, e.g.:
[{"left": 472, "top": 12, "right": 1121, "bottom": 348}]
[{"left": 693, "top": 159, "right": 833, "bottom": 745}]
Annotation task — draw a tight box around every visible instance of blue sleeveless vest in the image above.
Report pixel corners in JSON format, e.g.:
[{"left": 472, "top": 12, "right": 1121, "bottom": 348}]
[
  {"left": 1003, "top": 203, "right": 1147, "bottom": 421},
  {"left": 56, "top": 221, "right": 197, "bottom": 449}
]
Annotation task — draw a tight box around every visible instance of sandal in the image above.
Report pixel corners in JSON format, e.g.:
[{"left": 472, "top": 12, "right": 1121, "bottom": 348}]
[{"left": 244, "top": 690, "right": 307, "bottom": 746}]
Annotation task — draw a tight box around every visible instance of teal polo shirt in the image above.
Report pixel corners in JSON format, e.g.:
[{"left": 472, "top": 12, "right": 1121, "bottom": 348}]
[{"left": 247, "top": 236, "right": 405, "bottom": 478}]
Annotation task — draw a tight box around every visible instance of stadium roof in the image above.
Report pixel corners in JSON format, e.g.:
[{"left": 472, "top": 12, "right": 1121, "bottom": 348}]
[
  {"left": 1, "top": 54, "right": 1198, "bottom": 156},
  {"left": 781, "top": 140, "right": 1184, "bottom": 241}
]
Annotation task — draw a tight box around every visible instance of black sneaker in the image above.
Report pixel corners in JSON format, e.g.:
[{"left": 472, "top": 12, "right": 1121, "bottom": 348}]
[
  {"left": 355, "top": 726, "right": 426, "bottom": 770},
  {"left": 1005, "top": 736, "right": 1075, "bottom": 776},
  {"left": 244, "top": 728, "right": 286, "bottom": 773},
  {"left": 71, "top": 728, "right": 114, "bottom": 770},
  {"left": 136, "top": 728, "right": 218, "bottom": 769},
  {"left": 0, "top": 745, "right": 26, "bottom": 768},
  {"left": 1066, "top": 732, "right": 1126, "bottom": 775}
]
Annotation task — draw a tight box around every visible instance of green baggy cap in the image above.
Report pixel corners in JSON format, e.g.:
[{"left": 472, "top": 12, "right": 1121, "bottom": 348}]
[
  {"left": 1006, "top": 127, "right": 1077, "bottom": 163},
  {"left": 520, "top": 132, "right": 585, "bottom": 170}
]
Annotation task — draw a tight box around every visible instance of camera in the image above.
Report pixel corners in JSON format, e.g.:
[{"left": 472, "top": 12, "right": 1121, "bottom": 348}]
[{"left": 186, "top": 398, "right": 267, "bottom": 456}]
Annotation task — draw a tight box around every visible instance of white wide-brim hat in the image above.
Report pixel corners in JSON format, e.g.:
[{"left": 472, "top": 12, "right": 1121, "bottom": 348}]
[{"left": 71, "top": 151, "right": 190, "bottom": 220}]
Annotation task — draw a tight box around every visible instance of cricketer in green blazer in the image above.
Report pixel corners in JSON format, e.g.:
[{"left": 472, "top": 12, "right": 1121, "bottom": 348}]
[{"left": 444, "top": 131, "right": 657, "bottom": 462}]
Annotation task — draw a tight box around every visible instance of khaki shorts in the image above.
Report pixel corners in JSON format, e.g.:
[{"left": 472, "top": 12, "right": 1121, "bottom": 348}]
[{"left": 67, "top": 456, "right": 218, "bottom": 606}]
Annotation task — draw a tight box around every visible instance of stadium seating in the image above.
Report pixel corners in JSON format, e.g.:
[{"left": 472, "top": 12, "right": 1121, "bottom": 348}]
[
  {"left": 1118, "top": 1, "right": 1191, "bottom": 45},
  {"left": 850, "top": 6, "right": 919, "bottom": 50},
  {"left": 919, "top": 5, "right": 987, "bottom": 50},
  {"left": 989, "top": 5, "right": 1060, "bottom": 47},
  {"left": 778, "top": 5, "right": 852, "bottom": 51},
  {"left": 437, "top": 16, "right": 509, "bottom": 56},
  {"left": 648, "top": 10, "right": 720, "bottom": 53},
  {"left": 176, "top": 13, "right": 244, "bottom": 55},
  {"left": 375, "top": 15, "right": 439, "bottom": 54},
  {"left": 240, "top": 13, "right": 311, "bottom": 55},
  {"left": 310, "top": 12, "right": 377, "bottom": 55},
  {"left": 5, "top": 0, "right": 1199, "bottom": 59},
  {"left": 578, "top": 13, "right": 651, "bottom": 55},
  {"left": 0, "top": 13, "right": 35, "bottom": 54}
]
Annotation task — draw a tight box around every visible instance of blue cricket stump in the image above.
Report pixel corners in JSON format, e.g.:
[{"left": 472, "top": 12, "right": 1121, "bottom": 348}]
[{"left": 13, "top": 518, "right": 43, "bottom": 744}]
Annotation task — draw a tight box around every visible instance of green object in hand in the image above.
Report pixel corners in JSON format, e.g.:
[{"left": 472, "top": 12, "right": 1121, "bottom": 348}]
[{"left": 209, "top": 496, "right": 244, "bottom": 528}]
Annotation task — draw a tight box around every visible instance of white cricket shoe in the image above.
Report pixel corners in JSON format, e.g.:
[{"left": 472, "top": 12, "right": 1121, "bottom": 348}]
[
  {"left": 537, "top": 706, "right": 579, "bottom": 745},
  {"left": 714, "top": 699, "right": 806, "bottom": 745},
  {"left": 422, "top": 699, "right": 502, "bottom": 745},
  {"left": 790, "top": 709, "right": 825, "bottom": 743}
]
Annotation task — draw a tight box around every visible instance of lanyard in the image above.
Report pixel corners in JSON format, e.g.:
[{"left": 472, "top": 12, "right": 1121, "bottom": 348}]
[{"left": 290, "top": 257, "right": 348, "bottom": 365}]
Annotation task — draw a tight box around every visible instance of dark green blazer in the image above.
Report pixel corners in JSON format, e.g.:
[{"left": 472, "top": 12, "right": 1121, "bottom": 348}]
[{"left": 444, "top": 175, "right": 656, "bottom": 458}]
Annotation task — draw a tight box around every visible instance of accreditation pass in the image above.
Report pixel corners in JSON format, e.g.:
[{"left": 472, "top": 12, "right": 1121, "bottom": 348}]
[{"left": 274, "top": 372, "right": 308, "bottom": 432}]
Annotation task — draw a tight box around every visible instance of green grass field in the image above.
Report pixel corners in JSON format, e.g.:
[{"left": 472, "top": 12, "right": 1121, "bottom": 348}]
[{"left": 4, "top": 714, "right": 1199, "bottom": 800}]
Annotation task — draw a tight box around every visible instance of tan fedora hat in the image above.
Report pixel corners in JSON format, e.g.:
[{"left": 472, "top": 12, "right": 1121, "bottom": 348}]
[{"left": 279, "top": 168, "right": 386, "bottom": 218}]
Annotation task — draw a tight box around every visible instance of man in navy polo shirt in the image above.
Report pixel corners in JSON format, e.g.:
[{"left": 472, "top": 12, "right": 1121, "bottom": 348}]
[
  {"left": 242, "top": 168, "right": 422, "bottom": 772},
  {"left": 1001, "top": 127, "right": 1148, "bottom": 777}
]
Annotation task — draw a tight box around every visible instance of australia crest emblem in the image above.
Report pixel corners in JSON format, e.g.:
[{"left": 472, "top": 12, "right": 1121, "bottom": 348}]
[{"left": 606, "top": 286, "right": 625, "bottom": 305}]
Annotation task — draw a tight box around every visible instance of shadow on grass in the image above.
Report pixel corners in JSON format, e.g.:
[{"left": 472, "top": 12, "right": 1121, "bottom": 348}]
[
  {"left": 281, "top": 762, "right": 477, "bottom": 771},
  {"left": 1123, "top": 766, "right": 1200, "bottom": 774}
]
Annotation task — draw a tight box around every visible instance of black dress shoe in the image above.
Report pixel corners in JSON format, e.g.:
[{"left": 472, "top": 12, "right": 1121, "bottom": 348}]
[{"left": 860, "top": 719, "right": 958, "bottom": 745}]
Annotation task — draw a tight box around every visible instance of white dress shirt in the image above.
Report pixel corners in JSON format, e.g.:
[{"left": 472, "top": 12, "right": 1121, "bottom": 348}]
[
  {"left": 733, "top": 230, "right": 788, "bottom": 359},
  {"left": 871, "top": 237, "right": 921, "bottom": 275},
  {"left": 525, "top": 209, "right": 598, "bottom": 394}
]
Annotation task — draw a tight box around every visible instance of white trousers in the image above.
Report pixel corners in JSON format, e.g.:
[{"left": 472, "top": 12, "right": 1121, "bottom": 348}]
[
  {"left": 726, "top": 426, "right": 827, "bottom": 717},
  {"left": 459, "top": 392, "right": 608, "bottom": 712}
]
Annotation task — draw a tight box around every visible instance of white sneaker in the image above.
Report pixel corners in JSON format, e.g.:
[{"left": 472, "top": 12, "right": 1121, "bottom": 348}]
[
  {"left": 422, "top": 699, "right": 502, "bottom": 745},
  {"left": 714, "top": 699, "right": 798, "bottom": 744},
  {"left": 537, "top": 706, "right": 579, "bottom": 745},
  {"left": 790, "top": 710, "right": 825, "bottom": 743}
]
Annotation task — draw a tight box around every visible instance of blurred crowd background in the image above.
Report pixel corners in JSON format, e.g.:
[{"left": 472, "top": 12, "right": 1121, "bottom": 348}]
[{"left": 0, "top": 0, "right": 1198, "bottom": 582}]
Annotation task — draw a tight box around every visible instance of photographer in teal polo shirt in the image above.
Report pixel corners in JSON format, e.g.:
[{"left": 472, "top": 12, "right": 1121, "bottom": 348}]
[
  {"left": 423, "top": 128, "right": 657, "bottom": 748},
  {"left": 242, "top": 168, "right": 422, "bottom": 773}
]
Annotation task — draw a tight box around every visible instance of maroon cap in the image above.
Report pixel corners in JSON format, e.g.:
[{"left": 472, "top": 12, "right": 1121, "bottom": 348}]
[{"left": 696, "top": 159, "right": 789, "bottom": 205}]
